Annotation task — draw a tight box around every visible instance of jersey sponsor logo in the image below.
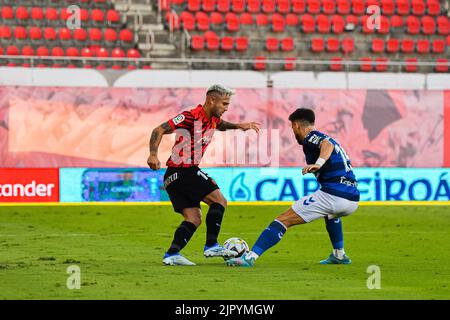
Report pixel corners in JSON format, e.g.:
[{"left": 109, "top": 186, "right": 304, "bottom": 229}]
[
  {"left": 172, "top": 114, "right": 185, "bottom": 125},
  {"left": 308, "top": 134, "right": 322, "bottom": 145},
  {"left": 164, "top": 172, "right": 178, "bottom": 188}
]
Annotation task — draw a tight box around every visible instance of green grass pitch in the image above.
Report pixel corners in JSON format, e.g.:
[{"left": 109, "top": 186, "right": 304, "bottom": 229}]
[{"left": 0, "top": 204, "right": 449, "bottom": 299}]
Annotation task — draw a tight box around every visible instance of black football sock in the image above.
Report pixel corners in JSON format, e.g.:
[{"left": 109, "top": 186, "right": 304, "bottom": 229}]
[
  {"left": 205, "top": 203, "right": 225, "bottom": 247},
  {"left": 167, "top": 221, "right": 197, "bottom": 255}
]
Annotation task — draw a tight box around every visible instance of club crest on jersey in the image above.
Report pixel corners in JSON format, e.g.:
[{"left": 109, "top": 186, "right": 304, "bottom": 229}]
[
  {"left": 172, "top": 114, "right": 185, "bottom": 125},
  {"left": 308, "top": 134, "right": 321, "bottom": 145}
]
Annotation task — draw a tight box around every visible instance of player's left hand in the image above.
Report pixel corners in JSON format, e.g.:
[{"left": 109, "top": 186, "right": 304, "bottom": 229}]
[
  {"left": 302, "top": 164, "right": 321, "bottom": 175},
  {"left": 238, "top": 122, "right": 261, "bottom": 133}
]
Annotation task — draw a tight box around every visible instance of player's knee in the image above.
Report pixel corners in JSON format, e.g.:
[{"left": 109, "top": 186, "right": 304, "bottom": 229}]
[
  {"left": 221, "top": 197, "right": 228, "bottom": 208},
  {"left": 186, "top": 216, "right": 202, "bottom": 227}
]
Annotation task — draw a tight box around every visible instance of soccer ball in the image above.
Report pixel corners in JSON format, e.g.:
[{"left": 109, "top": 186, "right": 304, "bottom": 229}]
[{"left": 223, "top": 237, "right": 249, "bottom": 259}]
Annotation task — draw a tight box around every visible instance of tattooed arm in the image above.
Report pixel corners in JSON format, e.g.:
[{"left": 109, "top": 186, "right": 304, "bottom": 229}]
[
  {"left": 147, "top": 121, "right": 173, "bottom": 170},
  {"left": 217, "top": 120, "right": 261, "bottom": 133}
]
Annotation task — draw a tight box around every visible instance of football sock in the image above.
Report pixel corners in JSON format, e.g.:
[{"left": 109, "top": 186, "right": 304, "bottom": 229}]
[
  {"left": 166, "top": 221, "right": 197, "bottom": 255},
  {"left": 325, "top": 217, "right": 344, "bottom": 257},
  {"left": 251, "top": 220, "right": 287, "bottom": 257},
  {"left": 205, "top": 203, "right": 225, "bottom": 247}
]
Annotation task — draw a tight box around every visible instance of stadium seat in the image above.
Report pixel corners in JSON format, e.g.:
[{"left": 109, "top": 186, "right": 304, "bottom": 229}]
[
  {"left": 390, "top": 15, "right": 404, "bottom": 30},
  {"left": 262, "top": 0, "right": 276, "bottom": 13},
  {"left": 239, "top": 13, "right": 253, "bottom": 27},
  {"left": 104, "top": 28, "right": 118, "bottom": 47},
  {"left": 253, "top": 56, "right": 267, "bottom": 70},
  {"left": 286, "top": 14, "right": 299, "bottom": 28},
  {"left": 211, "top": 12, "right": 224, "bottom": 29},
  {"left": 36, "top": 46, "right": 50, "bottom": 57},
  {"left": 74, "top": 28, "right": 88, "bottom": 45},
  {"left": 396, "top": 0, "right": 410, "bottom": 16},
  {"left": 411, "top": 0, "right": 426, "bottom": 16},
  {"left": 256, "top": 14, "right": 269, "bottom": 28},
  {"left": 119, "top": 29, "right": 134, "bottom": 47},
  {"left": 220, "top": 37, "right": 234, "bottom": 51},
  {"left": 311, "top": 38, "right": 325, "bottom": 52},
  {"left": 421, "top": 16, "right": 436, "bottom": 34},
  {"left": 416, "top": 39, "right": 430, "bottom": 53},
  {"left": 292, "top": 0, "right": 306, "bottom": 14},
  {"left": 247, "top": 0, "right": 262, "bottom": 13},
  {"left": 202, "top": 0, "right": 216, "bottom": 12},
  {"left": 337, "top": 0, "right": 351, "bottom": 14},
  {"left": 322, "top": 0, "right": 336, "bottom": 14},
  {"left": 15, "top": 6, "right": 30, "bottom": 25},
  {"left": 405, "top": 58, "right": 418, "bottom": 72},
  {"left": 52, "top": 46, "right": 65, "bottom": 57},
  {"left": 106, "top": 9, "right": 121, "bottom": 27},
  {"left": 301, "top": 14, "right": 315, "bottom": 33},
  {"left": 31, "top": 7, "right": 44, "bottom": 26},
  {"left": 427, "top": 0, "right": 441, "bottom": 16},
  {"left": 89, "top": 28, "right": 103, "bottom": 45},
  {"left": 217, "top": 0, "right": 231, "bottom": 12},
  {"left": 341, "top": 37, "right": 354, "bottom": 54},
  {"left": 401, "top": 38, "right": 415, "bottom": 53},
  {"left": 235, "top": 36, "right": 249, "bottom": 51},
  {"left": 271, "top": 14, "right": 285, "bottom": 32},
  {"left": 317, "top": 15, "right": 331, "bottom": 33},
  {"left": 437, "top": 17, "right": 449, "bottom": 35},
  {"left": 1, "top": 6, "right": 14, "bottom": 25},
  {"left": 266, "top": 37, "right": 279, "bottom": 51},
  {"left": 278, "top": 0, "right": 291, "bottom": 14},
  {"left": 59, "top": 28, "right": 72, "bottom": 45},
  {"left": 14, "top": 27, "right": 27, "bottom": 43},
  {"left": 284, "top": 57, "right": 296, "bottom": 71},
  {"left": 359, "top": 57, "right": 373, "bottom": 72},
  {"left": 378, "top": 16, "right": 390, "bottom": 34},
  {"left": 232, "top": 0, "right": 246, "bottom": 12},
  {"left": 280, "top": 37, "right": 294, "bottom": 51},
  {"left": 43, "top": 27, "right": 57, "bottom": 43},
  {"left": 188, "top": 0, "right": 202, "bottom": 11},
  {"left": 431, "top": 39, "right": 445, "bottom": 53},
  {"left": 21, "top": 45, "right": 34, "bottom": 56},
  {"left": 331, "top": 15, "right": 345, "bottom": 33},
  {"left": 406, "top": 16, "right": 420, "bottom": 34},
  {"left": 196, "top": 12, "right": 210, "bottom": 31},
  {"left": 226, "top": 13, "right": 240, "bottom": 32},
  {"left": 6, "top": 45, "right": 19, "bottom": 56},
  {"left": 29, "top": 26, "right": 42, "bottom": 43},
  {"left": 371, "top": 38, "right": 385, "bottom": 53},
  {"left": 351, "top": 0, "right": 365, "bottom": 15},
  {"left": 326, "top": 38, "right": 340, "bottom": 52},
  {"left": 435, "top": 59, "right": 449, "bottom": 72},
  {"left": 165, "top": 12, "right": 181, "bottom": 30},
  {"left": 66, "top": 47, "right": 80, "bottom": 57},
  {"left": 362, "top": 16, "right": 376, "bottom": 34},
  {"left": 206, "top": 32, "right": 220, "bottom": 50},
  {"left": 381, "top": 0, "right": 395, "bottom": 15},
  {"left": 127, "top": 48, "right": 141, "bottom": 58},
  {"left": 386, "top": 38, "right": 400, "bottom": 53},
  {"left": 181, "top": 12, "right": 196, "bottom": 31},
  {"left": 329, "top": 57, "right": 343, "bottom": 71},
  {"left": 307, "top": 0, "right": 321, "bottom": 14},
  {"left": 375, "top": 57, "right": 389, "bottom": 72},
  {"left": 91, "top": 9, "right": 105, "bottom": 26}
]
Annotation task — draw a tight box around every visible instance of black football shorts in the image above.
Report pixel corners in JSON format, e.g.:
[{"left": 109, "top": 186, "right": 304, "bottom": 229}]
[{"left": 163, "top": 166, "right": 219, "bottom": 214}]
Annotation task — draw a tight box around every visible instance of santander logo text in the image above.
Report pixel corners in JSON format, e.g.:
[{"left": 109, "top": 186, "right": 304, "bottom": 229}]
[{"left": 0, "top": 169, "right": 59, "bottom": 202}]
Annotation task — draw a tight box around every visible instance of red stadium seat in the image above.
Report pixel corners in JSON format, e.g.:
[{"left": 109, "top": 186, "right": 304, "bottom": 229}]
[
  {"left": 31, "top": 7, "right": 44, "bottom": 24},
  {"left": 351, "top": 0, "right": 365, "bottom": 15},
  {"left": 427, "top": 0, "right": 441, "bottom": 16},
  {"left": 211, "top": 12, "right": 224, "bottom": 28},
  {"left": 390, "top": 15, "right": 404, "bottom": 29},
  {"left": 278, "top": 0, "right": 291, "bottom": 14},
  {"left": 0, "top": 26, "right": 12, "bottom": 42},
  {"left": 437, "top": 17, "right": 449, "bottom": 35},
  {"left": 254, "top": 56, "right": 267, "bottom": 70},
  {"left": 89, "top": 28, "right": 102, "bottom": 43},
  {"left": 405, "top": 58, "right": 418, "bottom": 72},
  {"left": 220, "top": 36, "right": 234, "bottom": 51},
  {"left": 371, "top": 38, "right": 385, "bottom": 53},
  {"left": 188, "top": 0, "right": 201, "bottom": 11},
  {"left": 127, "top": 49, "right": 141, "bottom": 58},
  {"left": 165, "top": 12, "right": 180, "bottom": 30},
  {"left": 341, "top": 37, "right": 354, "bottom": 54},
  {"left": 301, "top": 14, "right": 315, "bottom": 33},
  {"left": 286, "top": 14, "right": 299, "bottom": 28},
  {"left": 307, "top": 0, "right": 321, "bottom": 14},
  {"left": 16, "top": 6, "right": 29, "bottom": 24},
  {"left": 81, "top": 47, "right": 93, "bottom": 57},
  {"left": 375, "top": 58, "right": 388, "bottom": 72},
  {"left": 337, "top": 0, "right": 351, "bottom": 14},
  {"left": 52, "top": 46, "right": 65, "bottom": 57},
  {"left": 206, "top": 32, "right": 220, "bottom": 50},
  {"left": 247, "top": 0, "right": 261, "bottom": 13},
  {"left": 196, "top": 12, "right": 210, "bottom": 31},
  {"left": 239, "top": 13, "right": 253, "bottom": 26},
  {"left": 21, "top": 46, "right": 34, "bottom": 56},
  {"left": 43, "top": 27, "right": 57, "bottom": 42},
  {"left": 386, "top": 38, "right": 400, "bottom": 53},
  {"left": 292, "top": 0, "right": 306, "bottom": 14},
  {"left": 435, "top": 59, "right": 449, "bottom": 72},
  {"left": 29, "top": 26, "right": 42, "bottom": 41},
  {"left": 366, "top": 0, "right": 380, "bottom": 7},
  {"left": 381, "top": 0, "right": 395, "bottom": 15},
  {"left": 317, "top": 15, "right": 330, "bottom": 33},
  {"left": 104, "top": 28, "right": 118, "bottom": 46},
  {"left": 14, "top": 26, "right": 27, "bottom": 41},
  {"left": 396, "top": 0, "right": 410, "bottom": 16},
  {"left": 284, "top": 57, "right": 296, "bottom": 71},
  {"left": 411, "top": 0, "right": 426, "bottom": 16},
  {"left": 66, "top": 47, "right": 80, "bottom": 57},
  {"left": 181, "top": 12, "right": 196, "bottom": 31},
  {"left": 74, "top": 28, "right": 88, "bottom": 43},
  {"left": 406, "top": 16, "right": 420, "bottom": 34},
  {"left": 362, "top": 16, "right": 376, "bottom": 34},
  {"left": 266, "top": 37, "right": 279, "bottom": 51},
  {"left": 6, "top": 45, "right": 19, "bottom": 56},
  {"left": 96, "top": 47, "right": 109, "bottom": 58},
  {"left": 119, "top": 29, "right": 134, "bottom": 45},
  {"left": 232, "top": 0, "right": 246, "bottom": 12},
  {"left": 217, "top": 0, "right": 231, "bottom": 12},
  {"left": 331, "top": 15, "right": 345, "bottom": 33},
  {"left": 256, "top": 14, "right": 269, "bottom": 27},
  {"left": 345, "top": 15, "right": 359, "bottom": 30},
  {"left": 91, "top": 9, "right": 105, "bottom": 25},
  {"left": 106, "top": 9, "right": 121, "bottom": 27},
  {"left": 262, "top": 0, "right": 276, "bottom": 13},
  {"left": 280, "top": 37, "right": 294, "bottom": 51},
  {"left": 326, "top": 38, "right": 340, "bottom": 52},
  {"left": 225, "top": 13, "right": 240, "bottom": 32},
  {"left": 322, "top": 0, "right": 336, "bottom": 14},
  {"left": 45, "top": 7, "right": 59, "bottom": 24},
  {"left": 330, "top": 57, "right": 343, "bottom": 71},
  {"left": 202, "top": 0, "right": 216, "bottom": 12},
  {"left": 401, "top": 38, "right": 415, "bottom": 53},
  {"left": 58, "top": 27, "right": 72, "bottom": 43},
  {"left": 235, "top": 36, "right": 249, "bottom": 51},
  {"left": 431, "top": 39, "right": 445, "bottom": 53},
  {"left": 378, "top": 16, "right": 390, "bottom": 34},
  {"left": 416, "top": 39, "right": 430, "bottom": 53},
  {"left": 271, "top": 14, "right": 285, "bottom": 32},
  {"left": 421, "top": 16, "right": 436, "bottom": 34},
  {"left": 111, "top": 48, "right": 125, "bottom": 58},
  {"left": 1, "top": 6, "right": 14, "bottom": 23},
  {"left": 311, "top": 38, "right": 324, "bottom": 52},
  {"left": 191, "top": 35, "right": 205, "bottom": 50},
  {"left": 36, "top": 46, "right": 50, "bottom": 57},
  {"left": 359, "top": 57, "right": 373, "bottom": 72}
]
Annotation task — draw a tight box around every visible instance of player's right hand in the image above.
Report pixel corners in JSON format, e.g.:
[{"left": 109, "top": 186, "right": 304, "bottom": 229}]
[{"left": 147, "top": 155, "right": 161, "bottom": 170}]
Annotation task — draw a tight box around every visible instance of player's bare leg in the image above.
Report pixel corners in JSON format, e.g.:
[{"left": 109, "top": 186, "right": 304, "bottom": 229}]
[
  {"left": 202, "top": 189, "right": 237, "bottom": 258},
  {"left": 163, "top": 208, "right": 202, "bottom": 266},
  {"left": 227, "top": 208, "right": 305, "bottom": 267}
]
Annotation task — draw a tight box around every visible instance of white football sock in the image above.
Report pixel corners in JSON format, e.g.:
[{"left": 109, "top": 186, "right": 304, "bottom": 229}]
[
  {"left": 333, "top": 249, "right": 345, "bottom": 260},
  {"left": 246, "top": 251, "right": 259, "bottom": 260}
]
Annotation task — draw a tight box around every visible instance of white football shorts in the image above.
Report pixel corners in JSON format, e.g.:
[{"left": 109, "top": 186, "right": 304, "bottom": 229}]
[{"left": 291, "top": 189, "right": 359, "bottom": 223}]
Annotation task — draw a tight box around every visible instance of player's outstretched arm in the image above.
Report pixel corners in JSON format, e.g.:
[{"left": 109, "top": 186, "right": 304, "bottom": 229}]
[
  {"left": 302, "top": 139, "right": 334, "bottom": 175},
  {"left": 217, "top": 120, "right": 260, "bottom": 133},
  {"left": 147, "top": 122, "right": 173, "bottom": 170}
]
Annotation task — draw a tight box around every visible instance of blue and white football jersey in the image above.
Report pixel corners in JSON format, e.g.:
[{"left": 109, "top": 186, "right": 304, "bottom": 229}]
[{"left": 303, "top": 130, "right": 360, "bottom": 202}]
